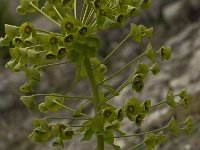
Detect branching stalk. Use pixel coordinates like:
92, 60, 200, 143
46, 116, 92, 120
52, 5, 63, 20
84, 58, 104, 150
100, 53, 146, 84
32, 93, 92, 100
53, 100, 91, 118
29, 2, 61, 27
36, 61, 72, 69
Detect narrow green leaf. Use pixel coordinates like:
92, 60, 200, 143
81, 128, 94, 141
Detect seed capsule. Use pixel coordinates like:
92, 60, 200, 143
127, 105, 135, 113
46, 52, 56, 60
94, 0, 100, 8
103, 109, 112, 118
78, 27, 88, 36
14, 37, 23, 44
58, 47, 67, 56
132, 74, 144, 93
136, 113, 145, 126
50, 37, 58, 45
64, 34, 73, 42
24, 25, 33, 35
65, 22, 74, 31
117, 14, 124, 23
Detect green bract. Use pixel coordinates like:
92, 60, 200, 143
167, 117, 179, 135
156, 131, 165, 144
17, 0, 39, 15
129, 23, 142, 43
184, 116, 193, 135
150, 63, 160, 75
29, 118, 51, 143
135, 63, 149, 77
20, 96, 37, 110
145, 42, 155, 63
181, 95, 191, 109
44, 95, 64, 112
166, 89, 176, 109
144, 132, 157, 149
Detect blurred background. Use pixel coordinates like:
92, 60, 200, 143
1, 0, 200, 150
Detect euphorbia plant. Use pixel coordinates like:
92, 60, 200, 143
0, 0, 192, 149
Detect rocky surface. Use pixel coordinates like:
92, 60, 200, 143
1, 0, 200, 150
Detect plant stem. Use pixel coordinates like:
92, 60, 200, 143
74, 0, 77, 18
151, 101, 166, 109
82, 5, 89, 25
46, 116, 92, 120
128, 141, 145, 150
6, 24, 62, 36
113, 126, 167, 138
29, 2, 61, 27
36, 61, 72, 69
53, 100, 90, 118
84, 58, 104, 150
80, 2, 86, 21
100, 53, 146, 84
52, 5, 63, 20
32, 93, 92, 100
101, 34, 130, 65
100, 71, 136, 105
84, 9, 94, 25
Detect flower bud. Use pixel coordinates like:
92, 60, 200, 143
46, 52, 56, 60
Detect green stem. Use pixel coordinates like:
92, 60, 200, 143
53, 100, 90, 118
74, 0, 77, 18
100, 71, 136, 105
36, 61, 72, 69
89, 18, 96, 27
128, 141, 145, 150
84, 58, 104, 150
51, 124, 89, 128
91, 22, 97, 28
52, 5, 63, 20
84, 9, 94, 25
101, 34, 130, 65
26, 44, 45, 49
82, 5, 89, 25
29, 2, 61, 27
46, 116, 92, 120
114, 126, 167, 138
106, 0, 112, 6
32, 93, 92, 100
100, 53, 146, 84
6, 24, 61, 36
151, 101, 166, 109
80, 2, 86, 21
